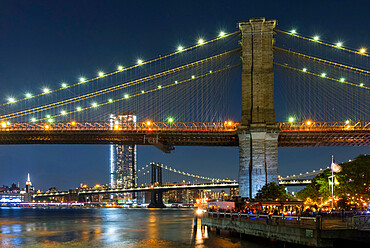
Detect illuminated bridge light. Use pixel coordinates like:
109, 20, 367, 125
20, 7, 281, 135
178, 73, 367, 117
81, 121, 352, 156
98, 72, 104, 77
158, 85, 162, 89
118, 65, 124, 70
302, 68, 307, 72
219, 31, 226, 37
76, 107, 82, 111
168, 118, 174, 123
191, 75, 195, 79
25, 93, 32, 98
47, 118, 53, 123
46, 115, 51, 118
321, 73, 326, 77
336, 42, 343, 47
137, 59, 143, 65
61, 83, 67, 88
31, 118, 37, 122
359, 48, 366, 54
43, 88, 50, 93
288, 117, 295, 123
209, 70, 213, 73
71, 121, 76, 125
108, 99, 113, 102
360, 83, 364, 87
1, 122, 6, 128
174, 81, 178, 84
177, 46, 183, 52
92, 102, 98, 108
306, 120, 312, 125
340, 78, 345, 82
290, 29, 296, 34
198, 38, 204, 45
124, 94, 129, 99
345, 120, 350, 124
79, 77, 85, 82
146, 121, 152, 126
114, 125, 119, 130
141, 90, 145, 93
61, 110, 67, 115
313, 36, 319, 41
8, 97, 15, 103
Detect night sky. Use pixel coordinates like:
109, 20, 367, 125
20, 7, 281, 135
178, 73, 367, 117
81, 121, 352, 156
0, 0, 369, 190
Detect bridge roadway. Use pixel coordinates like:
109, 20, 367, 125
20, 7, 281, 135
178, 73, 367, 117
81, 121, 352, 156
0, 121, 369, 148
35, 179, 311, 198
34, 182, 239, 197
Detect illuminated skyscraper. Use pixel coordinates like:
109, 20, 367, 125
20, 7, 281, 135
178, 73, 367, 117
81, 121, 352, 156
25, 173, 34, 193
109, 112, 137, 199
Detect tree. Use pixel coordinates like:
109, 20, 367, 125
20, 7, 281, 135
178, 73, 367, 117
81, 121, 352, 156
255, 181, 293, 201
297, 154, 370, 209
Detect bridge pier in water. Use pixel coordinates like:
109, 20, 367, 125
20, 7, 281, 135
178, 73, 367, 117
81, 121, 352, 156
238, 18, 279, 198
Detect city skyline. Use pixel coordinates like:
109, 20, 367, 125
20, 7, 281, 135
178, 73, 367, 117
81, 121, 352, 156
0, 1, 369, 190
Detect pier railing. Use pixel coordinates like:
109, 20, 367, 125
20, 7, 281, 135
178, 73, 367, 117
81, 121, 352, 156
205, 212, 368, 230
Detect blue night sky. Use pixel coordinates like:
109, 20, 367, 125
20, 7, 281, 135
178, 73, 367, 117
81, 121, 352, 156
0, 0, 368, 190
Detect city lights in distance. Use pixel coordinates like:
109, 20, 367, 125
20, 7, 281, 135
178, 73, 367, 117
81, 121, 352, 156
340, 78, 345, 82
43, 88, 50, 93
79, 77, 86, 82
313, 36, 319, 41
137, 59, 143, 65
336, 42, 343, 47
198, 38, 204, 45
25, 93, 32, 98
98, 72, 104, 77
219, 31, 226, 37
61, 83, 68, 88
321, 73, 326, 77
8, 97, 15, 103
177, 46, 183, 52
302, 68, 307, 72
92, 102, 98, 107
118, 66, 124, 70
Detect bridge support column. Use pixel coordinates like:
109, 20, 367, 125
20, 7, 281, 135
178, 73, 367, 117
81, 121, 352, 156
238, 18, 279, 198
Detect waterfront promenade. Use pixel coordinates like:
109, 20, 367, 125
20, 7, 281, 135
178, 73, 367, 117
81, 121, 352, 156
201, 212, 370, 247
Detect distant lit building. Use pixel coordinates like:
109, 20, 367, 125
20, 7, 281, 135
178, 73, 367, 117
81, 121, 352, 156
110, 112, 137, 201
25, 173, 34, 193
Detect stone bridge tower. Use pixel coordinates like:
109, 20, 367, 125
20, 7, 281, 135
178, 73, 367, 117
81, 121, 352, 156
238, 18, 279, 198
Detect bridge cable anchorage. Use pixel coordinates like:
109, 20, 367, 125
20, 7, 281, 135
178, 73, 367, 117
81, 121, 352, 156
274, 47, 370, 76
34, 63, 241, 122
273, 62, 370, 90
275, 29, 370, 57
0, 31, 240, 107
0, 49, 241, 121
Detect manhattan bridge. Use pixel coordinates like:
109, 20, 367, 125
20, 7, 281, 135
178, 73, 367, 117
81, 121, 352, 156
0, 18, 368, 200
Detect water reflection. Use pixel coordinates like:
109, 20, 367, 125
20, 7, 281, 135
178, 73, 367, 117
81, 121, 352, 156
0, 208, 266, 247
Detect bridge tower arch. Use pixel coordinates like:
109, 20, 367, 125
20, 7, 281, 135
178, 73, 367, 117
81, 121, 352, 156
238, 18, 279, 198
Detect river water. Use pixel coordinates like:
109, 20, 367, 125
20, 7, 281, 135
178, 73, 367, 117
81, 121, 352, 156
0, 207, 269, 248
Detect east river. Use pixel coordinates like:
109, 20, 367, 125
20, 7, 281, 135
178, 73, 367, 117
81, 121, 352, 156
0, 208, 269, 248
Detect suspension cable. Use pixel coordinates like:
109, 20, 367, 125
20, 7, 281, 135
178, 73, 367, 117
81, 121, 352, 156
0, 31, 240, 107
274, 46, 370, 76
40, 63, 241, 121
275, 29, 370, 57
1, 49, 241, 120
274, 62, 370, 90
